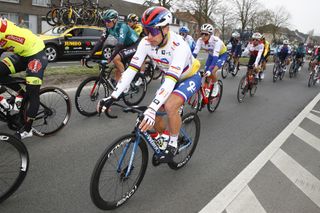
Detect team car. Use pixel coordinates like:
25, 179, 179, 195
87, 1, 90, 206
39, 25, 116, 62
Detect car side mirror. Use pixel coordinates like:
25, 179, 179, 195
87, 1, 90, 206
65, 33, 73, 39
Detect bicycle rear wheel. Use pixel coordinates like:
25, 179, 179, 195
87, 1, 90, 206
75, 76, 109, 117
123, 73, 147, 106
168, 112, 200, 170
0, 133, 29, 204
207, 80, 223, 113
186, 90, 201, 113
152, 66, 162, 80
90, 134, 148, 210
237, 75, 247, 103
31, 87, 71, 136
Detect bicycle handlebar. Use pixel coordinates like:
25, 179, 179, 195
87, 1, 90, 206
84, 59, 108, 69
104, 102, 147, 119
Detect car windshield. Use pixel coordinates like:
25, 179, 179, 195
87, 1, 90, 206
43, 26, 68, 35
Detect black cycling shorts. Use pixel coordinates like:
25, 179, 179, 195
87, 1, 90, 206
118, 39, 140, 66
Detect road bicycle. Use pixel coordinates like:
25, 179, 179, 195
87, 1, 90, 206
221, 53, 239, 78
308, 64, 320, 87
187, 71, 223, 113
289, 57, 302, 78
0, 77, 71, 136
0, 133, 29, 204
272, 58, 286, 82
90, 103, 200, 210
75, 59, 147, 117
237, 65, 258, 103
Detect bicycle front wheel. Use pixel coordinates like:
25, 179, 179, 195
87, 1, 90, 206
237, 75, 247, 103
0, 133, 29, 204
168, 112, 200, 170
90, 134, 149, 210
123, 73, 147, 106
32, 87, 71, 136
221, 62, 229, 79
207, 80, 223, 113
75, 76, 108, 117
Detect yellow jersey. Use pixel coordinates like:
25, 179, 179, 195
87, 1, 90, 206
0, 19, 45, 57
133, 24, 143, 37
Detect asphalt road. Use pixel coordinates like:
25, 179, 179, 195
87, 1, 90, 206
0, 64, 319, 213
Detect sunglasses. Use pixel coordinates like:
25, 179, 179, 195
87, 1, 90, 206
144, 26, 162, 37
104, 19, 114, 24
253, 39, 259, 41
201, 32, 210, 36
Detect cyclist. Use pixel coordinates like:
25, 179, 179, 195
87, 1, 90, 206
0, 18, 48, 139
276, 40, 291, 71
82, 9, 140, 82
179, 26, 195, 52
243, 32, 264, 78
260, 34, 270, 79
127, 13, 144, 37
97, 6, 201, 163
228, 31, 242, 74
193, 23, 227, 96
294, 42, 306, 71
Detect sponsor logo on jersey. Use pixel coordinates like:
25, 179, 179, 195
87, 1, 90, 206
0, 39, 7, 47
64, 41, 81, 46
5, 35, 25, 44
170, 65, 181, 71
153, 58, 169, 65
173, 41, 180, 46
28, 59, 42, 73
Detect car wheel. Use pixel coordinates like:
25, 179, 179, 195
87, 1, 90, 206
45, 45, 58, 62
103, 45, 114, 60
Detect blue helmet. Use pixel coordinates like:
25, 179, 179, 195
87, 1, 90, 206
179, 26, 189, 34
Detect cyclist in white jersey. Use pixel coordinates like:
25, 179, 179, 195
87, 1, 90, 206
193, 23, 228, 96
97, 6, 201, 163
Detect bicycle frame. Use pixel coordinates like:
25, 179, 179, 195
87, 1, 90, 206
117, 116, 193, 178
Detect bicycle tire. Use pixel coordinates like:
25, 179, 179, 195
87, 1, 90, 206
123, 73, 147, 106
207, 80, 223, 113
187, 90, 201, 113
237, 75, 247, 103
46, 9, 58, 26
168, 112, 200, 170
152, 67, 162, 80
0, 133, 29, 204
289, 63, 294, 78
221, 61, 229, 79
231, 64, 239, 76
249, 83, 257, 96
31, 87, 71, 136
90, 134, 148, 210
75, 76, 108, 117
280, 69, 285, 80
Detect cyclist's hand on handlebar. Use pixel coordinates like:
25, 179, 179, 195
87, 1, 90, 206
205, 70, 212, 77
139, 107, 156, 132
81, 55, 91, 66
97, 96, 115, 115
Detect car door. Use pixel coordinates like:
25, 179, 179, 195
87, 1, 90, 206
63, 27, 86, 56
81, 28, 104, 54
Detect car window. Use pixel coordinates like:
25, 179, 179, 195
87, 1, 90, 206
43, 26, 68, 35
69, 28, 84, 37
82, 28, 103, 37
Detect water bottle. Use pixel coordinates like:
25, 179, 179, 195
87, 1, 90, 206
156, 130, 169, 150
205, 88, 210, 97
0, 96, 12, 111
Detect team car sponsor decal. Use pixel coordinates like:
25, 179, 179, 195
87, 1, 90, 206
5, 35, 25, 44
85, 41, 91, 46
28, 59, 42, 73
0, 19, 7, 32
0, 39, 7, 47
64, 41, 81, 46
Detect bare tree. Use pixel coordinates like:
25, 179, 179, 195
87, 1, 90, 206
269, 6, 290, 41
143, 0, 176, 9
215, 5, 234, 41
229, 0, 259, 32
249, 9, 273, 30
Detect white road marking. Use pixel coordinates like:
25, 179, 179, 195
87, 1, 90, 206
199, 93, 320, 213
271, 149, 320, 208
225, 186, 267, 213
307, 112, 320, 125
294, 127, 320, 152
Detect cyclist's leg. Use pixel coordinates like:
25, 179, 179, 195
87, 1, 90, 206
20, 50, 48, 137
113, 54, 125, 82
116, 41, 139, 82
211, 52, 228, 82
0, 55, 25, 92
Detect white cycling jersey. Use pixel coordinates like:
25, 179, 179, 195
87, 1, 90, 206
183, 34, 195, 48
193, 37, 213, 56
244, 42, 264, 66
193, 35, 227, 57
111, 31, 199, 112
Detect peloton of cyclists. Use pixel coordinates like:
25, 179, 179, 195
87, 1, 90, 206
179, 26, 196, 52
97, 6, 202, 163
228, 31, 242, 74
276, 39, 292, 71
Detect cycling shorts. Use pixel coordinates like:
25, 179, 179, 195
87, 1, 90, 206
1, 50, 47, 85
172, 72, 201, 102
231, 44, 242, 57
216, 52, 228, 69
118, 39, 141, 66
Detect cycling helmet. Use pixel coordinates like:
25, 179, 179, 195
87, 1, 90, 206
179, 26, 189, 34
141, 6, 172, 27
252, 32, 262, 39
232, 31, 240, 38
200, 23, 214, 34
102, 9, 118, 21
283, 40, 290, 45
127, 13, 139, 22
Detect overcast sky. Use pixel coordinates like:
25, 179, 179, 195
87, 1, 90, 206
124, 0, 320, 35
